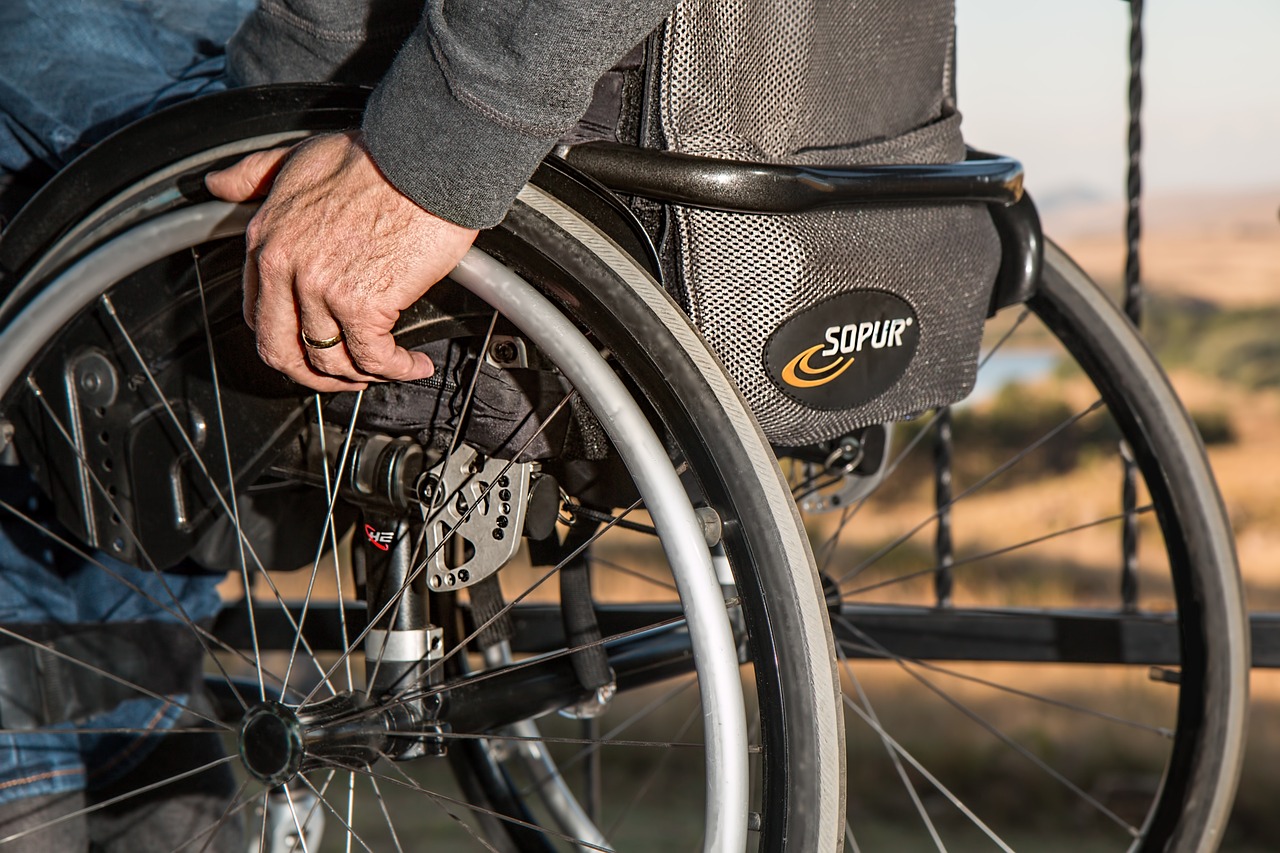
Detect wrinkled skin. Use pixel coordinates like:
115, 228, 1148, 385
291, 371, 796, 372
206, 130, 478, 391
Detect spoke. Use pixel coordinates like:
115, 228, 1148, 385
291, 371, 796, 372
315, 398, 356, 692
370, 759, 502, 853
334, 606, 687, 728
0, 624, 228, 730
192, 248, 265, 701
0, 755, 236, 846
977, 307, 1032, 370
845, 822, 862, 853
283, 392, 364, 693
368, 775, 406, 853
344, 771, 356, 853
835, 399, 1106, 587
0, 496, 290, 700
295, 774, 376, 853
792, 471, 852, 504
329, 755, 613, 853
282, 769, 341, 853
565, 503, 659, 537
840, 617, 1141, 836
100, 294, 340, 697
834, 626, 1171, 738
184, 778, 251, 853
605, 702, 700, 837
839, 649, 945, 851
841, 695, 1016, 853
817, 503, 857, 577
282, 784, 314, 853
586, 553, 679, 593
385, 729, 708, 751
439, 311, 500, 477
839, 503, 1154, 600
517, 678, 698, 799
257, 789, 271, 853
0, 725, 223, 736
21, 382, 255, 711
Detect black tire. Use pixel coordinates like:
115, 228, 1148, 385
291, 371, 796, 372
0, 86, 843, 852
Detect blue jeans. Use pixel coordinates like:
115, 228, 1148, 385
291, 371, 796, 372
0, 0, 254, 182
0, 0, 255, 808
0, 469, 225, 806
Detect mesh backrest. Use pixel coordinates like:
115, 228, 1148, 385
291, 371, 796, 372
658, 0, 1001, 446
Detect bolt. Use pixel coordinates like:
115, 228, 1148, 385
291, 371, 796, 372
498, 476, 510, 487
492, 529, 504, 541
417, 474, 439, 503
491, 340, 519, 364
499, 488, 511, 502
495, 515, 509, 529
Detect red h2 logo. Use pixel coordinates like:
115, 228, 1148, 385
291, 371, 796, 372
365, 524, 394, 551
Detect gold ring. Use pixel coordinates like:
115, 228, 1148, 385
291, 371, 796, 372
301, 329, 344, 349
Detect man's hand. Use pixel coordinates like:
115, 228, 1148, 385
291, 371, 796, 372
205, 131, 479, 392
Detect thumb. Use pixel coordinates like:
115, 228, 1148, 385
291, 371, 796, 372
205, 147, 293, 201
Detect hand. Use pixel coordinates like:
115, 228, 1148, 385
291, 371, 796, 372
205, 131, 479, 392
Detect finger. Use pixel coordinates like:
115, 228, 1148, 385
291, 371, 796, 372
241, 249, 260, 330
341, 322, 434, 382
206, 147, 293, 202
249, 254, 360, 391
296, 300, 382, 384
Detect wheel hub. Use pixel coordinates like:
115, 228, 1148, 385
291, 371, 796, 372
238, 701, 305, 787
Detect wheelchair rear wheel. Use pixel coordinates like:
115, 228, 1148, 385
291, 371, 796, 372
808, 242, 1247, 851
0, 88, 843, 852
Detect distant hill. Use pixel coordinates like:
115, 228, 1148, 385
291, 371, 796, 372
1039, 188, 1280, 308
1038, 187, 1280, 239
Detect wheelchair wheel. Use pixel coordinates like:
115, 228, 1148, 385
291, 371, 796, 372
808, 242, 1247, 850
0, 88, 843, 851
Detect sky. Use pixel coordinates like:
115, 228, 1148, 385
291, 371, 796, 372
954, 0, 1280, 204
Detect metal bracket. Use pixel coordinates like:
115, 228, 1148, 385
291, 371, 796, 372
422, 444, 533, 591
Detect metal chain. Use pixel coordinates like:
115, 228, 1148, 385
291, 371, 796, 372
934, 407, 955, 608
1120, 0, 1145, 612
1124, 0, 1145, 327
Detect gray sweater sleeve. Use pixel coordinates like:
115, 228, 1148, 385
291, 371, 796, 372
228, 0, 674, 230
361, 0, 673, 229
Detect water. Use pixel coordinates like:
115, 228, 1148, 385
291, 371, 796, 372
966, 347, 1061, 404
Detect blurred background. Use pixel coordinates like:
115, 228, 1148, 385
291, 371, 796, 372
956, 1, 1279, 847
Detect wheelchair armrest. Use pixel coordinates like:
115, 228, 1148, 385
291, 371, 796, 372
562, 142, 1024, 213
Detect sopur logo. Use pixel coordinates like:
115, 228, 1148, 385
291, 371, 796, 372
764, 290, 920, 409
781, 316, 916, 389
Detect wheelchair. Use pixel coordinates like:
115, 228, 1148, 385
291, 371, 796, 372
0, 83, 1247, 852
